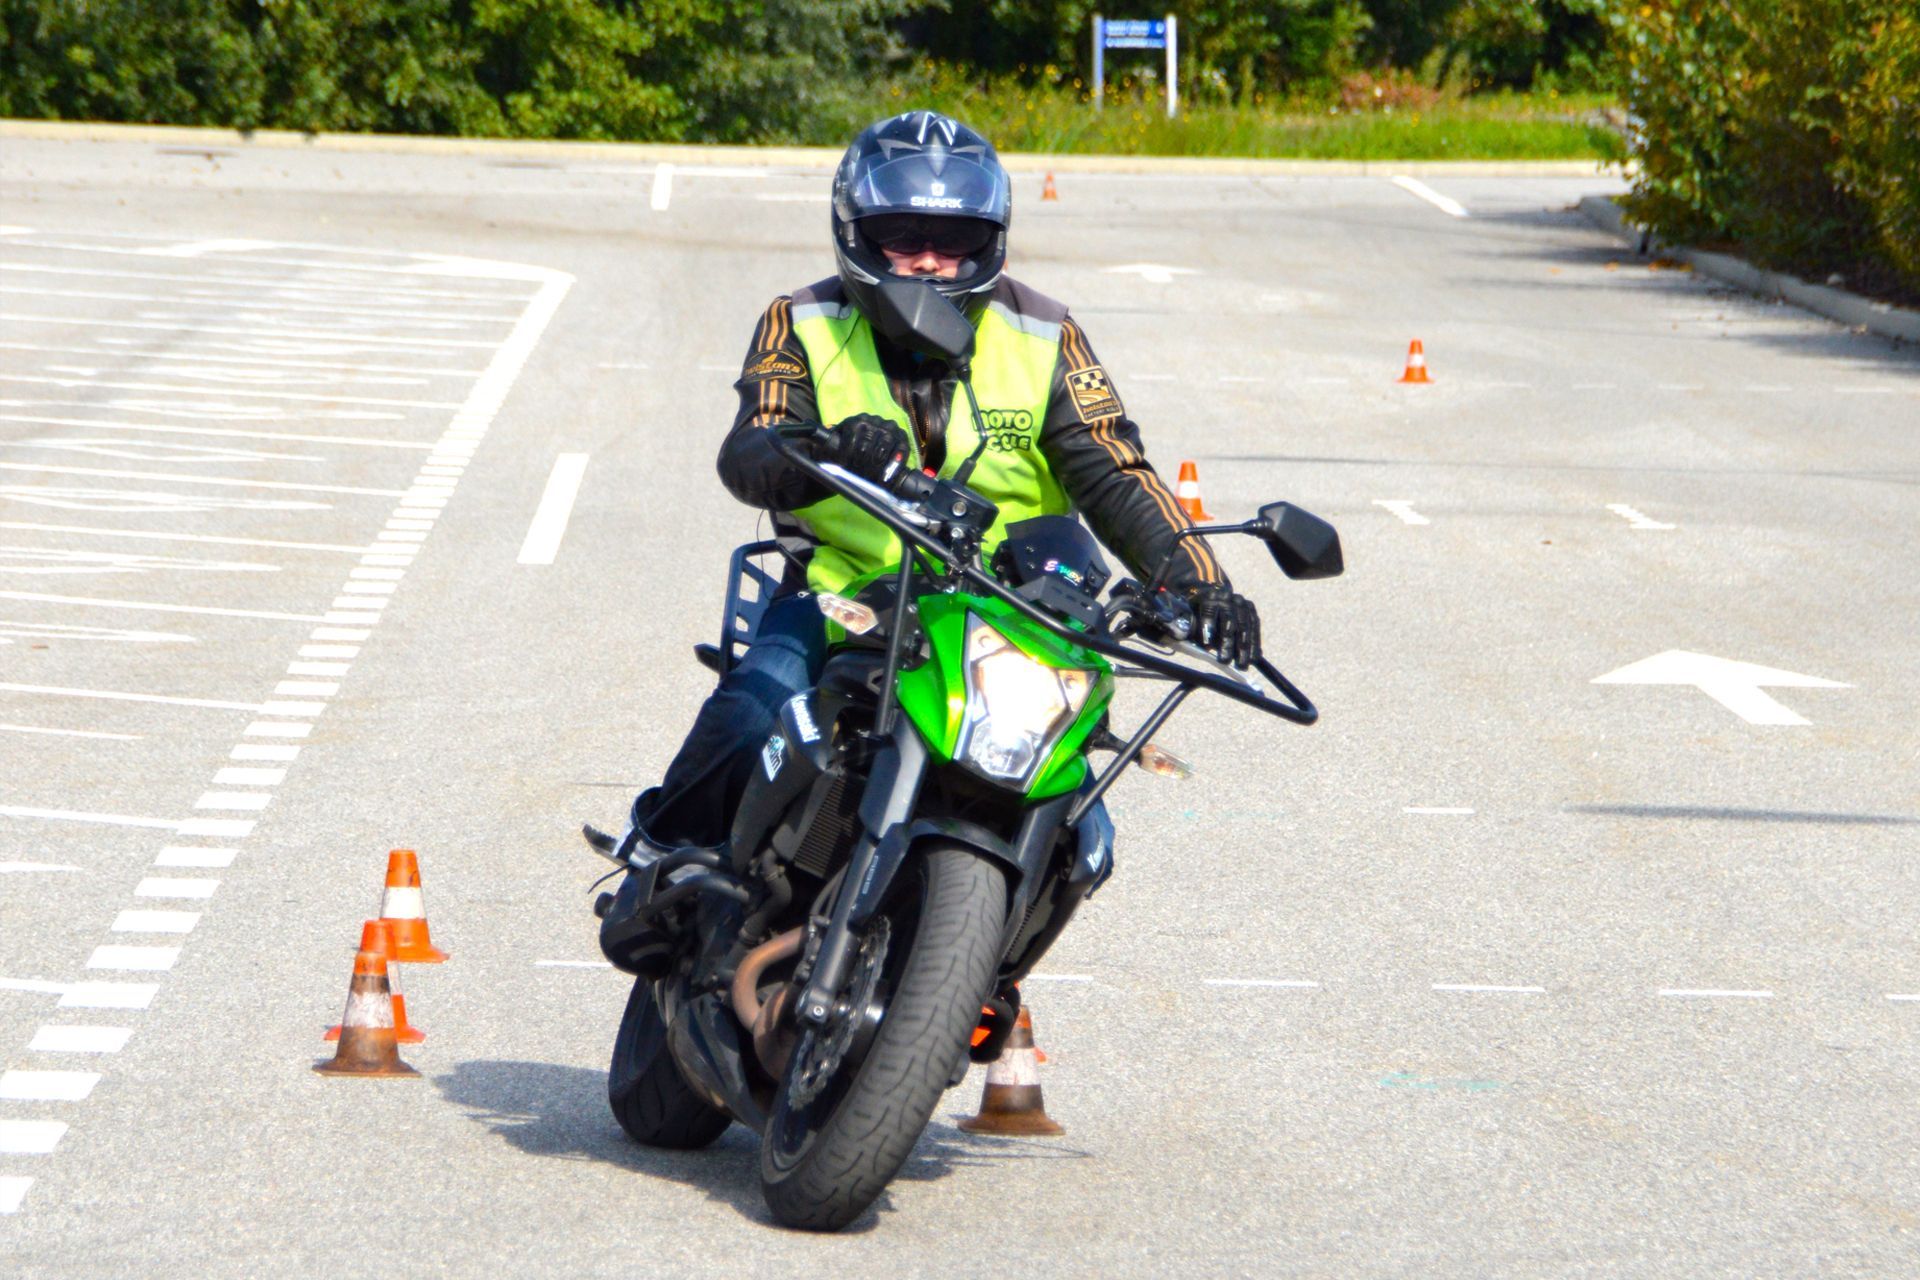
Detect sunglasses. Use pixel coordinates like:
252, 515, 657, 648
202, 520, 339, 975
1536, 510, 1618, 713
861, 214, 997, 257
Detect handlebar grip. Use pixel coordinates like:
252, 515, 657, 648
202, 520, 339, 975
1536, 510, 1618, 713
886, 467, 936, 503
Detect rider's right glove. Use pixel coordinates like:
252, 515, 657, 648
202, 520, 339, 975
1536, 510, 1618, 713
1185, 585, 1262, 670
817, 413, 911, 488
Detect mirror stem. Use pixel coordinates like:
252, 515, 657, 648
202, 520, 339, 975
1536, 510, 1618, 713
1143, 521, 1260, 596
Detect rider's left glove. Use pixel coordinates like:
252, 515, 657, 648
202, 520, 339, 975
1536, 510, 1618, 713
817, 413, 910, 488
1186, 586, 1261, 670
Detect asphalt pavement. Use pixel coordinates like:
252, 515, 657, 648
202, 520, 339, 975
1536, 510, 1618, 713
1, 134, 1916, 1277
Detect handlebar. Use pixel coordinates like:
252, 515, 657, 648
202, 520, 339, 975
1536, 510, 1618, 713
771, 422, 1317, 725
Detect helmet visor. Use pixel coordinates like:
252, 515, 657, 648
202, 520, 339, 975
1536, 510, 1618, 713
859, 214, 998, 257
843, 152, 1010, 225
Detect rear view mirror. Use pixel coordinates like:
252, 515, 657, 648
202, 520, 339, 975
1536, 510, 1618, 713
868, 276, 976, 367
1255, 502, 1343, 580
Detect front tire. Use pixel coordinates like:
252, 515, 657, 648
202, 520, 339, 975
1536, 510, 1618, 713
608, 978, 732, 1150
760, 845, 1007, 1231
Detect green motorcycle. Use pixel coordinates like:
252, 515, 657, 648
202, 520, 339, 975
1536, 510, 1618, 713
587, 278, 1342, 1231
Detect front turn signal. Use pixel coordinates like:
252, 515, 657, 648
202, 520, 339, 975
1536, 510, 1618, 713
1135, 743, 1194, 780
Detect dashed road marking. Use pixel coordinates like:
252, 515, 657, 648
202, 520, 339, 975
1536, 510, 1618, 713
0, 682, 263, 712
0, 1071, 101, 1102
517, 453, 590, 566
110, 910, 199, 934
0, 1120, 66, 1154
1606, 503, 1675, 530
1373, 500, 1429, 526
28, 1027, 131, 1053
650, 163, 674, 212
0, 1176, 30, 1213
0, 723, 141, 741
86, 945, 180, 971
154, 846, 236, 867
1390, 175, 1468, 218
57, 982, 158, 1009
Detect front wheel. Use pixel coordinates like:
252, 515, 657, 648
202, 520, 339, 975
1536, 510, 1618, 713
760, 844, 1008, 1231
608, 977, 732, 1150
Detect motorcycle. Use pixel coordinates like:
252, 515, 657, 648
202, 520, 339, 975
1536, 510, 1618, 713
583, 277, 1343, 1231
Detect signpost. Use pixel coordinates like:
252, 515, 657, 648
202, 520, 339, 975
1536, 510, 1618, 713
1092, 15, 1179, 118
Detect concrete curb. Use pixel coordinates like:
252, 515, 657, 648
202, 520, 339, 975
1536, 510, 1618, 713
0, 117, 1612, 179
1578, 194, 1919, 344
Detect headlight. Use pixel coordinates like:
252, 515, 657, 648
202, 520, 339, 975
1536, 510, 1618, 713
956, 614, 1094, 784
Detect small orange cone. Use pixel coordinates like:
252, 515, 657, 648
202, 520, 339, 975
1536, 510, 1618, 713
1398, 339, 1432, 384
958, 1006, 1064, 1136
314, 948, 419, 1078
1042, 172, 1058, 202
327, 920, 423, 1044
1175, 460, 1215, 522
378, 849, 447, 963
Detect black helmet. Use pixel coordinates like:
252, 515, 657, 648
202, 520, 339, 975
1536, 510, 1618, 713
831, 111, 1012, 321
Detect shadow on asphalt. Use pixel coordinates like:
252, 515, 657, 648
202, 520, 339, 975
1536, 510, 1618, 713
434, 1059, 1091, 1230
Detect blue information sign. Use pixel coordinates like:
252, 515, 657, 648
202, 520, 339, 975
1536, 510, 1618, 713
1103, 18, 1167, 50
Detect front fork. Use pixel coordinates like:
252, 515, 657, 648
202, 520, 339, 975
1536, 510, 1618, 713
793, 727, 928, 1027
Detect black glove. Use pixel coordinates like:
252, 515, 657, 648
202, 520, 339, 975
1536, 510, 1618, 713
1186, 586, 1261, 670
817, 413, 910, 487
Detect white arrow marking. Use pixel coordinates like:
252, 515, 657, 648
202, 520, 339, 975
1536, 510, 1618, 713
1103, 263, 1198, 285
1594, 650, 1848, 726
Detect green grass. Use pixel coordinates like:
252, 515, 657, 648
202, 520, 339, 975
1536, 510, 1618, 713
820, 72, 1622, 161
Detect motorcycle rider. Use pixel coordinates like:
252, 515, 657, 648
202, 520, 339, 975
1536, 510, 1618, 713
627, 110, 1261, 851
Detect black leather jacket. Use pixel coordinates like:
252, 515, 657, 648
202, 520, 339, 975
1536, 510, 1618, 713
717, 275, 1226, 596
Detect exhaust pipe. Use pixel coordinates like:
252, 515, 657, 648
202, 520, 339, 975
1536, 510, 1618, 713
731, 927, 803, 1075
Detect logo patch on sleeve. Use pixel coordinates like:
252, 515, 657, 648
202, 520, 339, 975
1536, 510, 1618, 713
742, 350, 808, 382
1067, 365, 1123, 423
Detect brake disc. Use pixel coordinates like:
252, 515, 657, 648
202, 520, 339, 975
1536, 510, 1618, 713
786, 917, 891, 1110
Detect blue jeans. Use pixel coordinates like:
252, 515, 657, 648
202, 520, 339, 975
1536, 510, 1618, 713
633, 592, 826, 848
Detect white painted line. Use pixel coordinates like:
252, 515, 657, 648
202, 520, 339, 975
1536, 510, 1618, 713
0, 806, 178, 830
339, 582, 397, 596
214, 767, 286, 786
1594, 650, 1846, 727
535, 960, 613, 969
28, 1026, 131, 1054
276, 680, 340, 695
0, 1070, 101, 1101
287, 662, 350, 677
0, 1121, 66, 1155
0, 520, 371, 553
518, 453, 590, 566
1658, 988, 1774, 999
155, 846, 236, 868
360, 554, 414, 567
87, 945, 180, 971
324, 611, 382, 625
1432, 983, 1546, 994
194, 792, 271, 812
1, 862, 84, 873
1373, 500, 1430, 526
1606, 503, 1675, 531
262, 701, 325, 716
1888, 994, 1920, 1002
136, 237, 278, 258
1390, 175, 1468, 218
0, 723, 141, 741
135, 877, 219, 899
0, 368, 460, 408
1021, 974, 1093, 983
1203, 978, 1320, 989
0, 978, 68, 996
0, 682, 261, 713
176, 817, 255, 838
0, 1176, 29, 1214
58, 982, 158, 1009
243, 721, 312, 738
0, 591, 326, 623
111, 910, 199, 934
0, 312, 505, 349
650, 163, 675, 211
0, 413, 437, 452
1405, 807, 1475, 816
0, 460, 406, 498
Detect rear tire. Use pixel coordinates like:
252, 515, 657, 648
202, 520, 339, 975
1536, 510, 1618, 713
760, 845, 1007, 1230
608, 978, 732, 1150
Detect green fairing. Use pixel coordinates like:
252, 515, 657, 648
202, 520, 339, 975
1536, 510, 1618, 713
894, 593, 1114, 801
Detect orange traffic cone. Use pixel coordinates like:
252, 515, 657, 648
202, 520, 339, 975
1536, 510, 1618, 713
958, 1006, 1064, 1136
327, 920, 424, 1044
1398, 339, 1432, 384
1042, 172, 1058, 202
314, 948, 419, 1078
378, 849, 447, 963
1175, 460, 1215, 522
